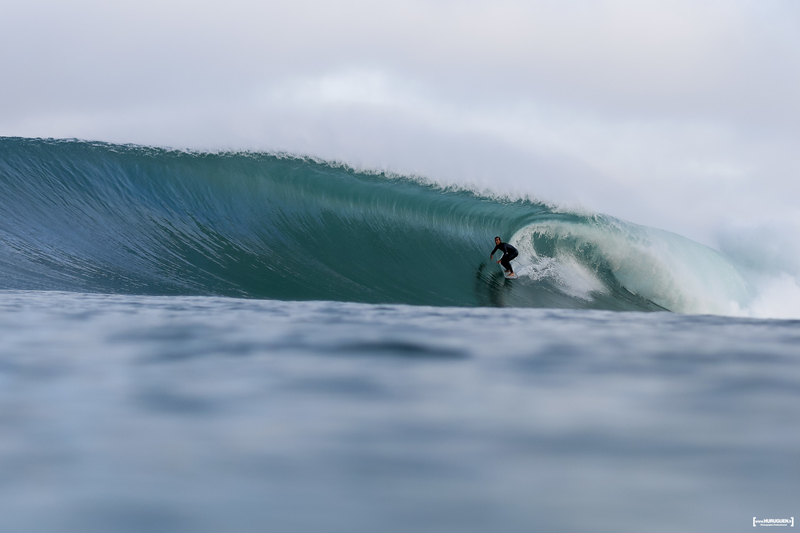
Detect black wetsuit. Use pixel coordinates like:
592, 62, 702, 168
491, 242, 518, 273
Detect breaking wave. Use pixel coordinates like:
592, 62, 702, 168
0, 137, 750, 313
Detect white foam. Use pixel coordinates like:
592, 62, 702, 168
511, 235, 606, 301
510, 217, 750, 315
714, 220, 800, 319
730, 274, 800, 320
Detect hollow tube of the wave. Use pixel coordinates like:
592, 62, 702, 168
0, 137, 748, 313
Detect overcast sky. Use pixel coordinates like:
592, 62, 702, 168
3, 0, 800, 306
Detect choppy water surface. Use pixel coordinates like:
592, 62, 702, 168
1, 290, 797, 533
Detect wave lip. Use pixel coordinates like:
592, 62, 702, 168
511, 217, 749, 315
0, 137, 750, 313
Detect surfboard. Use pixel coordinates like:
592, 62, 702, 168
499, 263, 518, 279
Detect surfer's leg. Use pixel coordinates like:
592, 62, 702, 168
501, 256, 512, 273
506, 251, 518, 273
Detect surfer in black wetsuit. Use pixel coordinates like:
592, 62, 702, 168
490, 236, 518, 275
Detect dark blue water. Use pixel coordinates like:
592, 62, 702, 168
0, 291, 797, 533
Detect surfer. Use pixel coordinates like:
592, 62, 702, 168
490, 236, 518, 276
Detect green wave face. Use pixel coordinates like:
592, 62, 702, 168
0, 138, 748, 312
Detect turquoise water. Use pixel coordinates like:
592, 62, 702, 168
0, 138, 748, 313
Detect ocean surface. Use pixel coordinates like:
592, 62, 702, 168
1, 138, 798, 532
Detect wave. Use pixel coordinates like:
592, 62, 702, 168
0, 137, 750, 313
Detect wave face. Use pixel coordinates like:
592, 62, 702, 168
0, 138, 749, 313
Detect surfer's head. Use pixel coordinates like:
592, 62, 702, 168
495, 236, 501, 244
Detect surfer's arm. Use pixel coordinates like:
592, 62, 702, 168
489, 244, 500, 258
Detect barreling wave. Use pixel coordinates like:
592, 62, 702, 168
0, 137, 749, 313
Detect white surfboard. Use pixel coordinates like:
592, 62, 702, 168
499, 263, 518, 279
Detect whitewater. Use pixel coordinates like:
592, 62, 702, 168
1, 137, 798, 533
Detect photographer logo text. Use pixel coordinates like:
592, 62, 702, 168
754, 517, 794, 527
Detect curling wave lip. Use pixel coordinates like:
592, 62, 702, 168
0, 137, 748, 313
